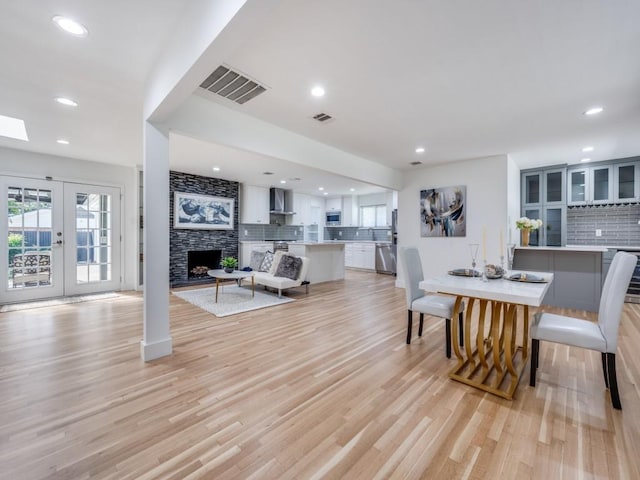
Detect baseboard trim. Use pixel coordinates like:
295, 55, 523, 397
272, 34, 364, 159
140, 337, 173, 361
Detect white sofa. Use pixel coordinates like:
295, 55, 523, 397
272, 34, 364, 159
246, 252, 310, 297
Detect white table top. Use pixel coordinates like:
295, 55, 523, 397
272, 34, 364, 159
419, 271, 554, 307
207, 269, 255, 280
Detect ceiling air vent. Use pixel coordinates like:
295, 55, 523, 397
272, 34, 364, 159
199, 65, 266, 105
312, 112, 333, 122
410, 161, 423, 166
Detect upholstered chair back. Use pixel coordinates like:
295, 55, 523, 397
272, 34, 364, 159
400, 247, 425, 307
598, 251, 637, 352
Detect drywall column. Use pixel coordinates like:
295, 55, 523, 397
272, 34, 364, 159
141, 122, 172, 361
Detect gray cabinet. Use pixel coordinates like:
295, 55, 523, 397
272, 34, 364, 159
614, 161, 640, 202
567, 165, 614, 205
521, 167, 566, 246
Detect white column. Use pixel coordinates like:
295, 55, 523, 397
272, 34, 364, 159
141, 121, 172, 361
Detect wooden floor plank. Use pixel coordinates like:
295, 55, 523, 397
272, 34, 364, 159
1, 270, 640, 479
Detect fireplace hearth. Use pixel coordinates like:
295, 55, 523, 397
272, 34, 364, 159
187, 250, 222, 280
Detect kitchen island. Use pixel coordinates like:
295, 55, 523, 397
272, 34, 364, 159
288, 242, 345, 284
513, 245, 608, 312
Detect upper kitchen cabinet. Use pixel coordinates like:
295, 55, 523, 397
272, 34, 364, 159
614, 160, 640, 202
342, 195, 359, 226
325, 197, 342, 211
521, 166, 566, 246
522, 168, 565, 207
240, 185, 269, 224
567, 165, 613, 206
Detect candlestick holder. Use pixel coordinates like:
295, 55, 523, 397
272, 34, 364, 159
482, 260, 488, 282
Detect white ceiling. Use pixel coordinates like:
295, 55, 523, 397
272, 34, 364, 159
2, 0, 640, 196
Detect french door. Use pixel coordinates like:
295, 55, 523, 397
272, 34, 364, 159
1, 176, 121, 303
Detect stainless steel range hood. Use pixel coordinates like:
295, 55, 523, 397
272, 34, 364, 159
270, 188, 295, 214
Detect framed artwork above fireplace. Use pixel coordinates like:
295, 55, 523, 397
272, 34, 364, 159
174, 192, 234, 230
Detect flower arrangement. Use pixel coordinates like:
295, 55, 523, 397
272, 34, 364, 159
516, 217, 543, 231
220, 256, 238, 272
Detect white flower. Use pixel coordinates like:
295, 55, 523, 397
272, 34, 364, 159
516, 216, 542, 230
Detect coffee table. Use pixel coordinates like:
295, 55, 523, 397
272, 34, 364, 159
207, 269, 255, 303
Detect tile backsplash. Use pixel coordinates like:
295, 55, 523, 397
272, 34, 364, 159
567, 204, 640, 246
239, 224, 304, 241
325, 226, 391, 241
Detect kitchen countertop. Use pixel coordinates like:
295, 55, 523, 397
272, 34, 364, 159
516, 245, 608, 252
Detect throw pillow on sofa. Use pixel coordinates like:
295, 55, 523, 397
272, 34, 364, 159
259, 251, 275, 272
274, 255, 303, 280
250, 250, 266, 270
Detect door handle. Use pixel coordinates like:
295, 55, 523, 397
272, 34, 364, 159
55, 240, 63, 245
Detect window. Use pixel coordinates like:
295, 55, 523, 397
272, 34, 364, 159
360, 204, 386, 227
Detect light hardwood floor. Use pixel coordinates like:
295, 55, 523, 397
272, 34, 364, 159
1, 270, 640, 479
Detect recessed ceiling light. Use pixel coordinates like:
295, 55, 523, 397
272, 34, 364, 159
280, 180, 286, 184
318, 187, 324, 191
311, 86, 325, 97
350, 188, 355, 192
57, 139, 70, 145
52, 16, 88, 37
323, 192, 328, 196
415, 147, 425, 153
212, 166, 220, 171
581, 146, 594, 153
0, 114, 29, 141
584, 106, 603, 116
55, 97, 78, 107
580, 158, 591, 163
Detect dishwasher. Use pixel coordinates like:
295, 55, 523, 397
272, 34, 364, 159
375, 243, 396, 275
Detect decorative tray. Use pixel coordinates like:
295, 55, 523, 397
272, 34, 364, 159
505, 273, 548, 283
448, 268, 481, 277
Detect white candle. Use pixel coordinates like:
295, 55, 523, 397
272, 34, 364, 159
482, 227, 487, 260
500, 229, 504, 257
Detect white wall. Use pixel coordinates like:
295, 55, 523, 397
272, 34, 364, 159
506, 155, 521, 246
397, 155, 509, 286
0, 147, 139, 290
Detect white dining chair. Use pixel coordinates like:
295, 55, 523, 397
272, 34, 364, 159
529, 251, 637, 409
399, 246, 464, 358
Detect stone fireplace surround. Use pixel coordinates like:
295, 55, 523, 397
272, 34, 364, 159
170, 171, 239, 287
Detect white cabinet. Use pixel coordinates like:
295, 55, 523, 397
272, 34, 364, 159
342, 195, 359, 226
344, 242, 375, 270
291, 193, 311, 225
240, 185, 270, 224
325, 197, 342, 211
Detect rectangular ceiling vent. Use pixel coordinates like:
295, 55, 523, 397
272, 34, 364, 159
199, 65, 267, 105
312, 112, 333, 123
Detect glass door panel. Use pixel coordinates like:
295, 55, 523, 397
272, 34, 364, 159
616, 164, 636, 201
569, 170, 587, 204
2, 177, 64, 302
64, 184, 120, 295
545, 207, 563, 247
592, 167, 611, 203
545, 171, 563, 203
523, 173, 541, 205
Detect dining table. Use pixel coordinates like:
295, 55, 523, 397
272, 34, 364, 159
419, 270, 553, 400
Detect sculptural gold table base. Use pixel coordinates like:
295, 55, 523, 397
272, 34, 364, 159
448, 296, 529, 400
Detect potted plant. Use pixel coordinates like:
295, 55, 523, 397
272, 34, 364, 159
220, 256, 238, 273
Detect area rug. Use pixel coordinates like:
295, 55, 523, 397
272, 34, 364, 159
0, 292, 120, 313
172, 285, 294, 317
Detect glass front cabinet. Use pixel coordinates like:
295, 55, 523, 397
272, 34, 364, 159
614, 161, 640, 202
521, 167, 566, 246
567, 165, 614, 206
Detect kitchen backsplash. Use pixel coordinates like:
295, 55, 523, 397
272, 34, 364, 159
325, 226, 392, 241
567, 204, 640, 246
240, 224, 304, 241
